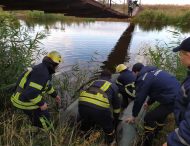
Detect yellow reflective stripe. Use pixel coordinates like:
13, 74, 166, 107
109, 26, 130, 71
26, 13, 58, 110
100, 81, 111, 92
13, 92, 42, 105
30, 95, 42, 104
11, 91, 42, 110
144, 126, 156, 131
11, 95, 39, 110
39, 117, 54, 131
39, 117, 48, 130
125, 83, 135, 97
80, 91, 109, 103
29, 82, 43, 90
79, 96, 110, 108
19, 69, 32, 88
113, 108, 121, 113
13, 92, 36, 106
156, 122, 165, 127
116, 80, 123, 86
44, 82, 49, 91
11, 100, 39, 110
42, 91, 46, 95
47, 87, 55, 94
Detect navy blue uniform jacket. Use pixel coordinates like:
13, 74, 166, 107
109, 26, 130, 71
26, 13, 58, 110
167, 71, 190, 146
132, 66, 180, 117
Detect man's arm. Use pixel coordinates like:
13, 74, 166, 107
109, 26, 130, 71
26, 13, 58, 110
132, 76, 152, 117
167, 101, 190, 146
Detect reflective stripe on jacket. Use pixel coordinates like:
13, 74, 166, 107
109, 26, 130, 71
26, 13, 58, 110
79, 79, 121, 114
11, 62, 57, 110
116, 69, 136, 99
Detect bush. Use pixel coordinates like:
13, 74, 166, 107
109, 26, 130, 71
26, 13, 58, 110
133, 8, 190, 32
0, 12, 45, 88
0, 12, 45, 109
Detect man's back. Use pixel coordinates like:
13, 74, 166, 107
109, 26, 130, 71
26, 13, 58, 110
136, 66, 180, 104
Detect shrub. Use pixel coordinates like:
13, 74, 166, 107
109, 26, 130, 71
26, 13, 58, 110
0, 12, 45, 109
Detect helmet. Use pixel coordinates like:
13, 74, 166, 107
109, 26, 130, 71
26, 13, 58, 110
116, 64, 127, 73
47, 51, 62, 64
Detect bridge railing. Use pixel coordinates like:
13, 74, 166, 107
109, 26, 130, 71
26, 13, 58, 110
95, 0, 129, 14
95, 0, 124, 7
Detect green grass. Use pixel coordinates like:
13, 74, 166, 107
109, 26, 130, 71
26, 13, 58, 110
25, 10, 93, 21
7, 10, 96, 29
139, 34, 186, 82
0, 65, 103, 146
14, 10, 95, 23
133, 5, 190, 31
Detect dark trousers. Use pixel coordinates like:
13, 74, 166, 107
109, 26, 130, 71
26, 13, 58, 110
120, 91, 134, 109
128, 8, 133, 16
121, 91, 129, 109
79, 105, 115, 144
142, 104, 173, 146
23, 108, 52, 131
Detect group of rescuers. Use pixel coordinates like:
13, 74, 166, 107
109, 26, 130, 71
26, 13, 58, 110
11, 37, 190, 146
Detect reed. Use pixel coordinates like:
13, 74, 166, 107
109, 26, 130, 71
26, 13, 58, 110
133, 5, 190, 31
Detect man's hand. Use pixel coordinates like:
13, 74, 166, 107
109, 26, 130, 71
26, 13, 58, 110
40, 103, 48, 111
55, 95, 61, 105
143, 102, 149, 110
125, 116, 136, 124
163, 142, 167, 146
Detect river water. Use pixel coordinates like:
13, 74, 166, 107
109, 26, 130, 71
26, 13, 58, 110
20, 20, 190, 72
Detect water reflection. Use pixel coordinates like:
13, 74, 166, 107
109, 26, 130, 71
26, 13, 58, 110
20, 17, 94, 31
102, 23, 135, 72
136, 22, 190, 32
19, 18, 190, 72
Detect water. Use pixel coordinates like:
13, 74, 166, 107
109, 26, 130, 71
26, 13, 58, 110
20, 20, 190, 72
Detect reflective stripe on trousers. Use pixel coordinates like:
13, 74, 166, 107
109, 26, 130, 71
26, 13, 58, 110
39, 116, 54, 131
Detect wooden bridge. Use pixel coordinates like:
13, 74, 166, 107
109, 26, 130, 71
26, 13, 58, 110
0, 0, 128, 18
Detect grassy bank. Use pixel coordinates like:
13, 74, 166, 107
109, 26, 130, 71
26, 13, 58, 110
0, 69, 102, 146
8, 10, 129, 29
133, 5, 190, 31
0, 110, 103, 146
21, 10, 95, 22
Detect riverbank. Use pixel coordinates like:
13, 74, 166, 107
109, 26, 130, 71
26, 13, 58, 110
133, 5, 190, 31
9, 10, 130, 22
